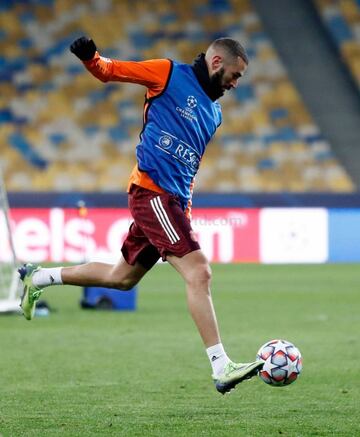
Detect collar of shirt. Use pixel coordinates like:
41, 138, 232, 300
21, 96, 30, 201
191, 53, 223, 102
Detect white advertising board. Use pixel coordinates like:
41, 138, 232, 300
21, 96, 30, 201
260, 208, 328, 263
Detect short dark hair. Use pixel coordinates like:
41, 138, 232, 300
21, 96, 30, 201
210, 37, 248, 65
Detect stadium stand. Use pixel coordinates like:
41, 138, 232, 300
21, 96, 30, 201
0, 0, 355, 192
315, 0, 360, 90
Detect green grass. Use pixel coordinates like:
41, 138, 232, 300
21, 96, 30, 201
1, 264, 359, 436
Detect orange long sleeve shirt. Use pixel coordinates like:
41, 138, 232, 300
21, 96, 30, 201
83, 52, 171, 193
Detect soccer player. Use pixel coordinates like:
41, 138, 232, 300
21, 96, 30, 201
19, 36, 264, 394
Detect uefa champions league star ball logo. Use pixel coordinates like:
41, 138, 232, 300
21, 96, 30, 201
187, 95, 197, 109
159, 135, 173, 149
176, 97, 198, 121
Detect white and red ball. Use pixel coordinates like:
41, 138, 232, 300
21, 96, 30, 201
256, 339, 302, 386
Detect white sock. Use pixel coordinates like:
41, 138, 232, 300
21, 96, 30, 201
32, 267, 63, 288
206, 343, 231, 377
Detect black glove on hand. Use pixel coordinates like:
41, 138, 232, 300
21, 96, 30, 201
70, 36, 97, 61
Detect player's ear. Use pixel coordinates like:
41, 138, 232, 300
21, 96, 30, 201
211, 54, 223, 71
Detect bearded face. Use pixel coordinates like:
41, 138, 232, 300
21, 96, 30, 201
209, 67, 226, 98
209, 55, 247, 98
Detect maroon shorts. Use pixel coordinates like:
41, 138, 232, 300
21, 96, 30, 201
121, 185, 200, 269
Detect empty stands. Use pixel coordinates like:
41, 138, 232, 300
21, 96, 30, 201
0, 0, 355, 192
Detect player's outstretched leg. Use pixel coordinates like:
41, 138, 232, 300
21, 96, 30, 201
18, 256, 150, 320
213, 360, 264, 394
18, 263, 44, 320
167, 250, 264, 394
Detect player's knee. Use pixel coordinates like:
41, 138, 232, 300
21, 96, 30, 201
107, 263, 143, 290
119, 278, 138, 290
187, 263, 212, 287
108, 270, 139, 290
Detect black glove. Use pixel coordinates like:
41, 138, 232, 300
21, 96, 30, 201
70, 36, 97, 61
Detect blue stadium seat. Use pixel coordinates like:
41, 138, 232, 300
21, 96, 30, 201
8, 132, 48, 169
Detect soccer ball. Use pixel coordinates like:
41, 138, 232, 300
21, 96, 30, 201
256, 339, 302, 386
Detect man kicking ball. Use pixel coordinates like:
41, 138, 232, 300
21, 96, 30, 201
19, 36, 264, 394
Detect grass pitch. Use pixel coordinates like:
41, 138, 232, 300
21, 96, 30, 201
0, 264, 359, 436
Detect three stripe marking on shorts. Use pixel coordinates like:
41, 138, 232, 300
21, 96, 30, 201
150, 197, 180, 244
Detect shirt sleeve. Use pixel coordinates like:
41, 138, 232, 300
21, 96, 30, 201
83, 52, 171, 95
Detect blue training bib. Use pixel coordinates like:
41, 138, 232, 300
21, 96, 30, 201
135, 61, 222, 209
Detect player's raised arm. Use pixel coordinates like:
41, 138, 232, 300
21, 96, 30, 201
70, 36, 170, 93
